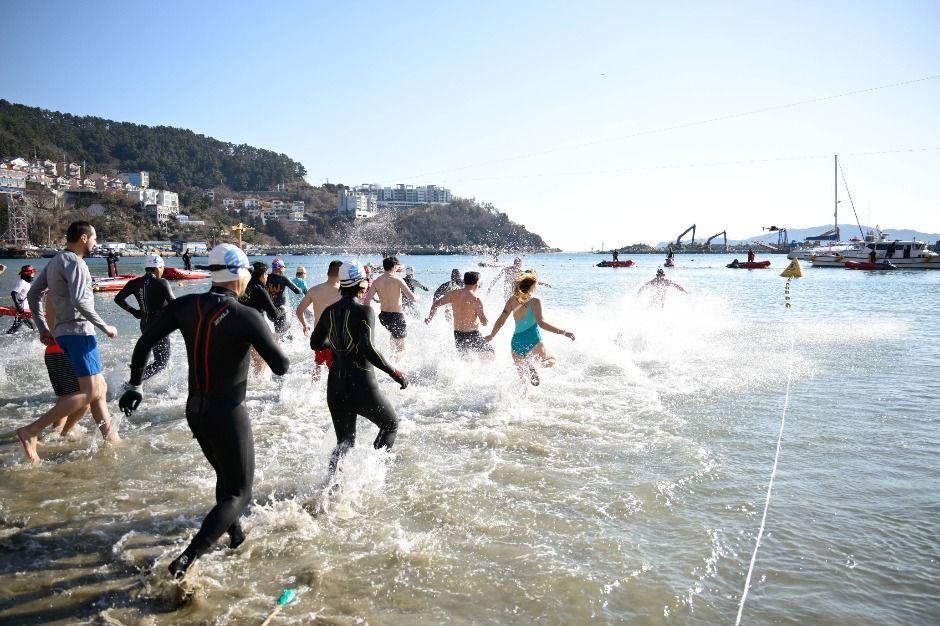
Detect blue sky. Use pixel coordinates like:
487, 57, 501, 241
7, 1, 939, 250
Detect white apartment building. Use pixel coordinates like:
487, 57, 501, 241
0, 167, 28, 192
337, 188, 377, 219
244, 198, 262, 210
128, 188, 180, 223
354, 183, 451, 207
288, 210, 306, 223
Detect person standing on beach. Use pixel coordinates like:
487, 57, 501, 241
118, 243, 289, 578
426, 271, 494, 359
363, 256, 417, 360
114, 254, 176, 381
6, 264, 37, 334
309, 260, 407, 476
264, 258, 302, 337
17, 221, 119, 462
295, 260, 342, 378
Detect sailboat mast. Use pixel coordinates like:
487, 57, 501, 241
834, 154, 840, 240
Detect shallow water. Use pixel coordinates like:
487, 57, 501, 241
0, 253, 937, 624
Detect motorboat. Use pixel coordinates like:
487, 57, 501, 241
811, 228, 940, 269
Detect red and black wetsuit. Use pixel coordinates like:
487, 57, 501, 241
115, 272, 176, 380
310, 294, 400, 473
127, 285, 289, 569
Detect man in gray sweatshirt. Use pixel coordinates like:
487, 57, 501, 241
16, 221, 120, 462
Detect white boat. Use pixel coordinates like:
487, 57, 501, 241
810, 227, 940, 269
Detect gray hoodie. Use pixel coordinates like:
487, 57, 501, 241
27, 250, 109, 337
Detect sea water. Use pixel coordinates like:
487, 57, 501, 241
0, 253, 937, 625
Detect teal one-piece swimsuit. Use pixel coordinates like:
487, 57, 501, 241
510, 301, 542, 356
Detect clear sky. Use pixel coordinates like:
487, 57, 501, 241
6, 1, 939, 250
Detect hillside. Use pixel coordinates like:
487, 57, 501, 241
0, 99, 305, 190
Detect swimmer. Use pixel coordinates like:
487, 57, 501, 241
426, 271, 494, 359
295, 260, 342, 379
309, 260, 407, 476
114, 254, 175, 380
264, 258, 302, 337
119, 243, 289, 578
638, 268, 688, 306
363, 256, 417, 361
292, 265, 309, 292
402, 266, 428, 318
490, 257, 552, 300
486, 269, 574, 386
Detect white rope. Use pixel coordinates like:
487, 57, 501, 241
735, 294, 796, 625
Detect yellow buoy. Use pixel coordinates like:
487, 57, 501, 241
780, 257, 802, 278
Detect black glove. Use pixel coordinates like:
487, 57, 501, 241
391, 370, 408, 390
119, 386, 143, 416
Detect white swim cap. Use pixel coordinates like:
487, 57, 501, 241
338, 260, 366, 288
146, 254, 165, 269
207, 244, 250, 283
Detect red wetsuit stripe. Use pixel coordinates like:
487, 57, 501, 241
201, 305, 229, 392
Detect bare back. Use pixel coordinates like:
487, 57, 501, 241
307, 281, 341, 325
368, 272, 415, 313
445, 287, 487, 332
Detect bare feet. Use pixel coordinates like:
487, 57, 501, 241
16, 428, 39, 463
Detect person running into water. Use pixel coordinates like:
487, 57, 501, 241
310, 260, 407, 477
432, 269, 463, 323
491, 257, 552, 299
13, 294, 92, 446
114, 254, 176, 381
18, 221, 119, 462
239, 262, 280, 373
7, 264, 37, 334
638, 268, 688, 306
426, 271, 494, 359
119, 243, 289, 579
364, 256, 417, 360
295, 260, 342, 379
486, 269, 574, 386
292, 265, 309, 292
264, 258, 302, 337
402, 266, 428, 318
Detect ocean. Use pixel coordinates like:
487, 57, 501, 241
0, 252, 937, 624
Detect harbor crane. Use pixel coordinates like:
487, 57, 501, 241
675, 224, 696, 249
705, 230, 727, 251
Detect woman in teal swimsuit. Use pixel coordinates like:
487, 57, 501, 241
485, 269, 575, 385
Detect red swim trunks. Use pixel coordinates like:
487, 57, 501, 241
314, 348, 333, 368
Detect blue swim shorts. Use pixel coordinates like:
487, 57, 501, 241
55, 334, 103, 378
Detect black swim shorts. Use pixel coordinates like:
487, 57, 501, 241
454, 330, 494, 355
378, 311, 407, 339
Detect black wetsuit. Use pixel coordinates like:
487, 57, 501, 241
265, 273, 302, 334
403, 276, 428, 317
182, 251, 192, 270
310, 295, 400, 472
241, 277, 279, 322
127, 286, 289, 569
115, 272, 176, 380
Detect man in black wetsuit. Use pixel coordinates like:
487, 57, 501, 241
310, 260, 408, 475
265, 257, 302, 336
241, 261, 279, 321
114, 254, 175, 380
119, 243, 289, 578
182, 249, 192, 270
